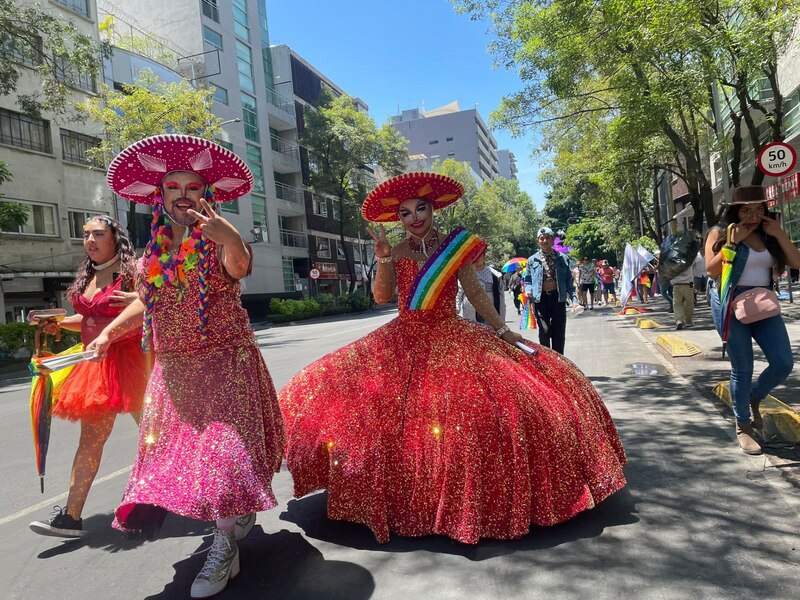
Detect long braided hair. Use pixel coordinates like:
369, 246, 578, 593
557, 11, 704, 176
140, 188, 216, 350
67, 216, 137, 301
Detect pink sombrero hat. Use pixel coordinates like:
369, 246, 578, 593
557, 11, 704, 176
361, 172, 464, 222
107, 134, 254, 204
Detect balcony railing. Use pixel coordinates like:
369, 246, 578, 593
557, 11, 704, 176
279, 228, 308, 248
270, 134, 300, 169
275, 182, 304, 204
266, 86, 296, 119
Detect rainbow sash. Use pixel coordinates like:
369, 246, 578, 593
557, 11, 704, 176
406, 227, 487, 311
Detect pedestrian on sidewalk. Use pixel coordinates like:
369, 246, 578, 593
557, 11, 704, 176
706, 185, 800, 455
29, 216, 148, 539
457, 245, 506, 324
598, 260, 617, 305
670, 256, 697, 330
509, 269, 523, 315
578, 256, 597, 310
278, 173, 626, 544
525, 227, 577, 353
90, 135, 285, 598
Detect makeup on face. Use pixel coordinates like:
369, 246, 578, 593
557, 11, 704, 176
83, 222, 116, 263
398, 198, 433, 236
161, 171, 207, 227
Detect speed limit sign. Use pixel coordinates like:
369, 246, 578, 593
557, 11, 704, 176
758, 142, 797, 177
309, 268, 320, 280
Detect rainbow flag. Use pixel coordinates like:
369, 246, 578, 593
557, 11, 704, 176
406, 227, 486, 310
519, 294, 536, 329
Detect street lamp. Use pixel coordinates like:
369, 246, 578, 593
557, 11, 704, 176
220, 118, 241, 126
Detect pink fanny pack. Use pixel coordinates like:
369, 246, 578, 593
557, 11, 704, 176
732, 287, 781, 324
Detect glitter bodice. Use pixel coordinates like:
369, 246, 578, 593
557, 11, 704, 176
139, 244, 254, 354
396, 257, 458, 320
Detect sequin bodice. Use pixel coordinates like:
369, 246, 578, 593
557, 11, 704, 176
396, 257, 458, 320
140, 245, 254, 354
72, 277, 134, 345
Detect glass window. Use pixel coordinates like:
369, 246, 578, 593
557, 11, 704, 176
201, 0, 219, 22
429, 139, 438, 145
332, 199, 341, 220
54, 56, 95, 93
236, 42, 254, 93
241, 92, 259, 143
316, 237, 331, 258
245, 144, 264, 193
337, 240, 346, 260
312, 195, 328, 217
212, 85, 228, 105
54, 0, 89, 17
203, 26, 223, 50
446, 137, 453, 141
3, 35, 41, 67
0, 200, 57, 235
60, 129, 101, 166
282, 257, 295, 292
251, 194, 268, 242
0, 108, 51, 153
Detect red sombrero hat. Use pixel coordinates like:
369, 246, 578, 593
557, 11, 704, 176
361, 172, 464, 222
107, 134, 254, 204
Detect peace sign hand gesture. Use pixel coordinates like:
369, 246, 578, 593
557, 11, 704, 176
367, 225, 392, 259
188, 199, 242, 246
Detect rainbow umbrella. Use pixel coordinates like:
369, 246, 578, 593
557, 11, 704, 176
518, 293, 537, 330
719, 224, 738, 342
502, 257, 527, 273
27, 328, 82, 493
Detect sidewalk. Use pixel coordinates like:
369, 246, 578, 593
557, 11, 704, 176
615, 292, 800, 486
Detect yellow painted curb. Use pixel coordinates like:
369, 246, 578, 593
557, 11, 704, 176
713, 381, 800, 443
656, 333, 702, 357
635, 317, 661, 329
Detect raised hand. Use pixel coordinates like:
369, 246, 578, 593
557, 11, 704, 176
367, 224, 392, 258
760, 215, 785, 238
188, 199, 242, 246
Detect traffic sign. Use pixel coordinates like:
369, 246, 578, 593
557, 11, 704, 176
758, 142, 797, 177
309, 268, 320, 280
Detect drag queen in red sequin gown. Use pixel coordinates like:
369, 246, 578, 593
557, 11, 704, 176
279, 173, 626, 544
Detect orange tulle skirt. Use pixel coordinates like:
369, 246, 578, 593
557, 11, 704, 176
53, 338, 149, 422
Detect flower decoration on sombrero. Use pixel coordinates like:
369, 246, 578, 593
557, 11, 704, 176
107, 134, 254, 204
362, 172, 465, 222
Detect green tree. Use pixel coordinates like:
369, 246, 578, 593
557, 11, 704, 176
301, 88, 408, 292
0, 161, 28, 233
78, 70, 222, 243
0, 0, 100, 118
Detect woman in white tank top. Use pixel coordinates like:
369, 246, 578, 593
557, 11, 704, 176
705, 186, 800, 455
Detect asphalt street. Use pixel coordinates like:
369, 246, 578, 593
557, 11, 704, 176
1, 297, 798, 599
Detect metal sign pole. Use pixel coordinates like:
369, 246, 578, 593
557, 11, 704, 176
777, 180, 794, 303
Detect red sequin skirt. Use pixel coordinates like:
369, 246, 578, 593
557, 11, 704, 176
279, 313, 627, 544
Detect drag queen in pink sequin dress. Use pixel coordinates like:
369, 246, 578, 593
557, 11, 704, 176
93, 135, 284, 599
279, 173, 626, 544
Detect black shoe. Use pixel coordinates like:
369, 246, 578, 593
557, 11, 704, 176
676, 323, 684, 331
30, 506, 85, 538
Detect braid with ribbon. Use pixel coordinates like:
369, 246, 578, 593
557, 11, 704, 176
140, 198, 164, 351
196, 188, 216, 341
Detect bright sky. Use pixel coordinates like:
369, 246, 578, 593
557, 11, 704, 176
266, 0, 549, 207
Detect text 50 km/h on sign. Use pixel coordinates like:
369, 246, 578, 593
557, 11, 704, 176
758, 141, 797, 177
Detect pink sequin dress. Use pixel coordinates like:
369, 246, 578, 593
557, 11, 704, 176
54, 277, 148, 421
114, 247, 285, 531
279, 255, 627, 544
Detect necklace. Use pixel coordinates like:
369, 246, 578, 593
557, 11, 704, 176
407, 229, 439, 257
92, 255, 119, 271
145, 225, 203, 289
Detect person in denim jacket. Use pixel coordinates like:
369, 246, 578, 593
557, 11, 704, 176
524, 227, 577, 354
706, 185, 800, 455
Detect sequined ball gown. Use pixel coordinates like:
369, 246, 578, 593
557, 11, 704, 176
114, 246, 285, 532
279, 240, 626, 544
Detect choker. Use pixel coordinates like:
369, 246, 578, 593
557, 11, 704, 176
92, 255, 120, 271
408, 230, 439, 256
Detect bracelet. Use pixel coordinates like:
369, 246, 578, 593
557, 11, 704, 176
496, 325, 510, 337
377, 256, 393, 264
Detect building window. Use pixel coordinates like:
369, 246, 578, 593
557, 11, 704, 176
282, 257, 295, 292
232, 0, 250, 43
446, 137, 453, 141
331, 199, 341, 220
211, 85, 228, 106
447, 152, 455, 157
0, 108, 51, 153
245, 144, 264, 193
312, 194, 328, 217
336, 240, 346, 260
201, 0, 219, 22
241, 92, 259, 143
215, 139, 238, 212
429, 139, 438, 145
54, 0, 89, 17
251, 193, 268, 241
54, 56, 95, 93
236, 40, 254, 94
60, 129, 101, 166
203, 26, 223, 51
3, 35, 42, 68
68, 209, 109, 239
0, 199, 57, 236
316, 237, 331, 258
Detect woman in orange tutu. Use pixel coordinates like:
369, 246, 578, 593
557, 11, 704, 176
29, 216, 148, 538
279, 173, 626, 544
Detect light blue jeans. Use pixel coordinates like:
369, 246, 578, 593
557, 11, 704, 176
726, 288, 794, 424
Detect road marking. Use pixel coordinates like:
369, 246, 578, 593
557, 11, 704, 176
322, 322, 387, 337
0, 465, 132, 527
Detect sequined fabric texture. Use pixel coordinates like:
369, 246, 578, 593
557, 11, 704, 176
114, 246, 285, 530
279, 257, 626, 544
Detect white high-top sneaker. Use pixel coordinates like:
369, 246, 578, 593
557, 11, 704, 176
190, 528, 239, 599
